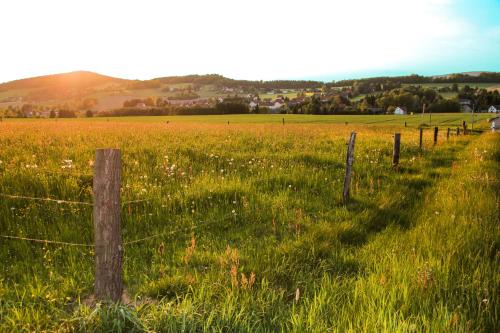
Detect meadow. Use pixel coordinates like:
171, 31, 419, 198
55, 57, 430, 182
0, 114, 498, 332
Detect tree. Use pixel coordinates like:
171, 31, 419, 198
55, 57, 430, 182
58, 109, 76, 118
86, 110, 94, 117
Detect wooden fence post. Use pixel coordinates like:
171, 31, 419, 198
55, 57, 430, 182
447, 128, 450, 140
462, 121, 467, 135
392, 133, 401, 169
456, 127, 460, 136
404, 121, 407, 127
419, 128, 423, 150
282, 117, 285, 125
343, 132, 356, 203
433, 127, 438, 145
93, 149, 123, 302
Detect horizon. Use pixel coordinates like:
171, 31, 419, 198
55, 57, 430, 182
2, 69, 499, 86
0, 0, 499, 83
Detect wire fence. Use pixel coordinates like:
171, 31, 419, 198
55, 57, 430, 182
0, 193, 92, 206
0, 190, 185, 247
0, 218, 222, 248
0, 187, 231, 248
0, 193, 153, 206
0, 234, 94, 247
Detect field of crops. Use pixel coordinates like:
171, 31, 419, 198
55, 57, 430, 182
0, 114, 498, 332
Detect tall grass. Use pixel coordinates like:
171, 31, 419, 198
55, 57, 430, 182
0, 118, 497, 331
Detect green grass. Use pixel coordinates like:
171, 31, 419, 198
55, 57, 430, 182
0, 117, 498, 331
91, 113, 490, 128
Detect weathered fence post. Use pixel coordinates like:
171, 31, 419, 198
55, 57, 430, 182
282, 117, 285, 125
462, 121, 467, 135
343, 132, 356, 203
404, 121, 407, 127
419, 128, 423, 150
392, 133, 401, 169
456, 127, 460, 136
93, 149, 123, 302
447, 128, 450, 140
433, 127, 438, 145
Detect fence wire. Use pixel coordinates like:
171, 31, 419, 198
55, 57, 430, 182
0, 193, 92, 206
1, 193, 155, 206
0, 234, 93, 247
1, 214, 233, 248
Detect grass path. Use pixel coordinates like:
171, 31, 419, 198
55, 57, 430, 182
298, 132, 499, 332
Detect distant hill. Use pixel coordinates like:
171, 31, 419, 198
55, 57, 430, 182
431, 71, 494, 79
0, 71, 130, 103
0, 70, 499, 111
0, 71, 128, 91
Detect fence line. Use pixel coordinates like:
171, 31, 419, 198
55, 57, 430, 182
1, 129, 474, 301
0, 234, 94, 247
0, 193, 93, 206
0, 193, 156, 206
2, 168, 93, 177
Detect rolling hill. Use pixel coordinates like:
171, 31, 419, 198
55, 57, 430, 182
1, 71, 499, 112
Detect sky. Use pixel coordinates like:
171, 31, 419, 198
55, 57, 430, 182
0, 0, 499, 83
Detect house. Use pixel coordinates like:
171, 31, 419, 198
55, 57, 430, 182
268, 100, 285, 113
249, 101, 259, 111
488, 105, 500, 113
394, 106, 407, 115
489, 117, 500, 132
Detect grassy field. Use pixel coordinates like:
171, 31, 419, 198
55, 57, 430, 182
10, 113, 492, 126
0, 115, 498, 331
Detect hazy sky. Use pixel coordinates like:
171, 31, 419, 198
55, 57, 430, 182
0, 0, 499, 83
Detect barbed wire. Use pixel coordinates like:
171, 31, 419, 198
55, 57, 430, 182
0, 193, 92, 206
0, 213, 234, 248
1, 193, 156, 206
0, 234, 93, 247
1, 168, 92, 178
